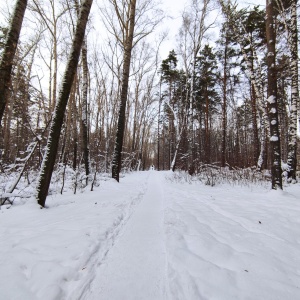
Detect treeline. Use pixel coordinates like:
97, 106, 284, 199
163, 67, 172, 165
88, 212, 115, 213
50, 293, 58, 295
157, 0, 299, 190
0, 0, 298, 206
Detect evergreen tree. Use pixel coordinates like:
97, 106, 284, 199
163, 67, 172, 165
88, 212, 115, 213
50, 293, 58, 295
194, 45, 220, 164
216, 20, 239, 167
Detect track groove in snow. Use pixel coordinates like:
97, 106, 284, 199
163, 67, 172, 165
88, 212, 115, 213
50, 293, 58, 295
81, 171, 167, 300
67, 173, 150, 300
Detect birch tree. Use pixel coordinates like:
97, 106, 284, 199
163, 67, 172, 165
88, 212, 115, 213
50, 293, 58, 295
219, 0, 269, 170
178, 0, 213, 172
286, 0, 298, 181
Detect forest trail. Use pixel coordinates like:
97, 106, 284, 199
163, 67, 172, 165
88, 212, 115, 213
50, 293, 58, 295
82, 171, 167, 300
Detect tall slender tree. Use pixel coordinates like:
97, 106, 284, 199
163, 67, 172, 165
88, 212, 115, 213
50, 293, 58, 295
111, 0, 137, 182
266, 0, 282, 189
36, 0, 93, 207
286, 0, 298, 181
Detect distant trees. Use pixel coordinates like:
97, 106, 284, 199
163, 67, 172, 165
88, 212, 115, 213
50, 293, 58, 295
156, 0, 298, 188
0, 0, 299, 204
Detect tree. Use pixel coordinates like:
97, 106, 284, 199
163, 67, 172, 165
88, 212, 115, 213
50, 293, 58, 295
111, 0, 137, 182
0, 0, 28, 126
216, 20, 239, 167
286, 0, 298, 181
73, 0, 90, 184
178, 0, 214, 173
219, 0, 269, 170
108, 0, 162, 181
31, 0, 69, 112
266, 0, 282, 189
36, 0, 93, 207
194, 45, 220, 164
241, 6, 266, 166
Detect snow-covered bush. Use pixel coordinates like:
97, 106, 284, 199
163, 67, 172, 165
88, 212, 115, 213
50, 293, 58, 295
166, 166, 271, 188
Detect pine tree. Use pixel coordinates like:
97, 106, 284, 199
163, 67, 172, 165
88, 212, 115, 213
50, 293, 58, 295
216, 20, 239, 167
194, 45, 220, 164
266, 0, 283, 189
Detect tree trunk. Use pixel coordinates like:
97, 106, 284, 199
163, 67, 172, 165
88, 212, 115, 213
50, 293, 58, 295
111, 0, 137, 182
81, 39, 90, 184
205, 86, 210, 164
221, 33, 228, 167
266, 0, 282, 189
36, 0, 93, 207
0, 0, 27, 126
250, 51, 260, 166
287, 0, 298, 181
157, 79, 162, 170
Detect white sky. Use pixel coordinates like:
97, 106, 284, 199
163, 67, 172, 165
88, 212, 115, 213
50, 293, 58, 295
158, 0, 264, 59
0, 0, 265, 89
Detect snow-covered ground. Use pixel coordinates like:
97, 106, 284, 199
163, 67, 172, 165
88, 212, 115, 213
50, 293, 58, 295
1, 171, 300, 299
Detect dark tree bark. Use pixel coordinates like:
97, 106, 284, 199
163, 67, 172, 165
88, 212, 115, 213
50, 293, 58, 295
266, 0, 282, 189
36, 0, 93, 207
250, 81, 260, 166
73, 0, 90, 183
111, 0, 137, 182
221, 33, 228, 168
0, 0, 27, 126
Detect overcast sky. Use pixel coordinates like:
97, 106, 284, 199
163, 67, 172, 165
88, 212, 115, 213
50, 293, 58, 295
158, 0, 264, 58
0, 0, 265, 64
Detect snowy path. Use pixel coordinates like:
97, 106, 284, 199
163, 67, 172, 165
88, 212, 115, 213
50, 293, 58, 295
1, 171, 300, 300
81, 171, 167, 300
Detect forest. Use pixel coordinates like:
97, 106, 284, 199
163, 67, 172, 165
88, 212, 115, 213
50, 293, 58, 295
0, 0, 299, 206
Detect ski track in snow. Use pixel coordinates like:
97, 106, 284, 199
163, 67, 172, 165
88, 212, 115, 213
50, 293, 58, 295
80, 171, 167, 300
1, 171, 300, 299
66, 172, 152, 300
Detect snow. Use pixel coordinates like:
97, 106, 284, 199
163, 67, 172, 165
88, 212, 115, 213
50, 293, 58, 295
1, 171, 300, 299
267, 95, 275, 104
270, 135, 279, 141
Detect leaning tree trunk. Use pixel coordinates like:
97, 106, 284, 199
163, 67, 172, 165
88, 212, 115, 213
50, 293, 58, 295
266, 0, 282, 189
111, 0, 137, 182
287, 0, 298, 182
0, 0, 27, 126
36, 0, 93, 207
